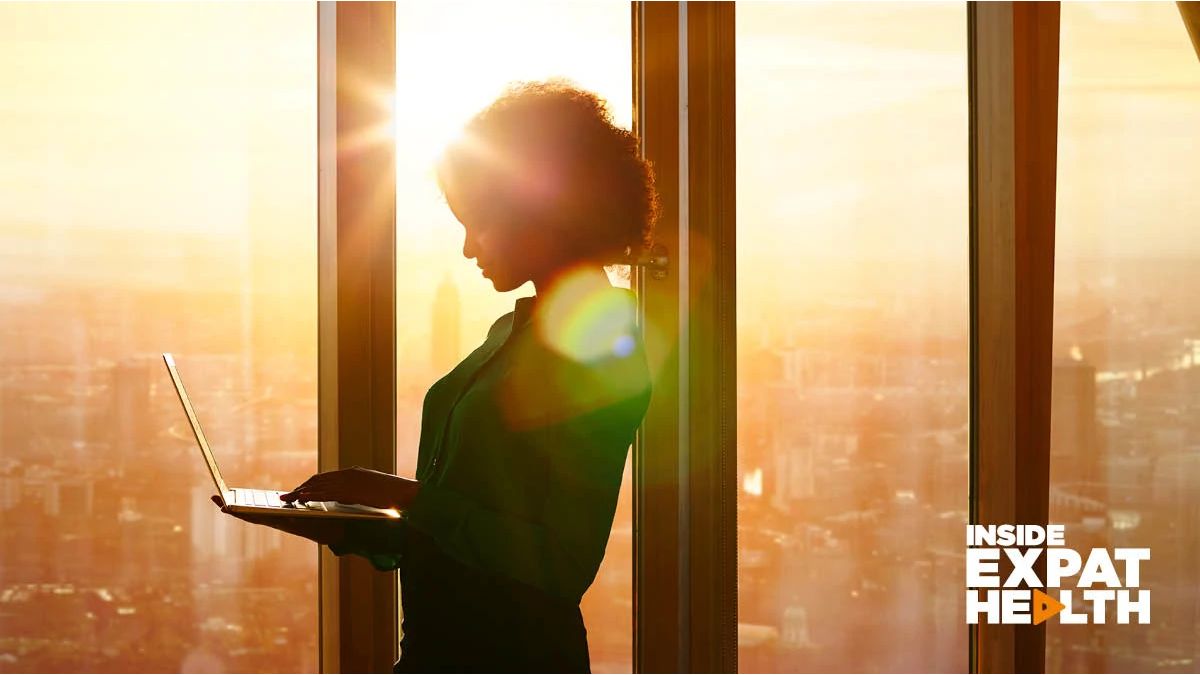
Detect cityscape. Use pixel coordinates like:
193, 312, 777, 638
735, 259, 968, 672
0, 290, 321, 671
733, 258, 1200, 672
1046, 260, 1200, 673
5, 257, 1199, 672
2, 1, 1197, 674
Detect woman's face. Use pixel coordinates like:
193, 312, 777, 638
452, 196, 565, 293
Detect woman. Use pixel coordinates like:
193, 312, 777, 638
221, 80, 657, 673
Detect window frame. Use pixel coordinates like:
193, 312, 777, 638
316, 2, 398, 672
308, 2, 1101, 674
635, 2, 1063, 674
633, 2, 738, 672
967, 3, 1060, 672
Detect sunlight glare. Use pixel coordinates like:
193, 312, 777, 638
534, 266, 638, 365
395, 1, 631, 186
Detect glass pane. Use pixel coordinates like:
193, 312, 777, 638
735, 3, 969, 671
1048, 3, 1200, 672
394, 3, 633, 671
0, 3, 318, 672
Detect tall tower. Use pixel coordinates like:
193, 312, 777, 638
109, 356, 154, 475
1050, 358, 1101, 500
431, 275, 461, 375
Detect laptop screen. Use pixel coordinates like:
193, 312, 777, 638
162, 353, 229, 496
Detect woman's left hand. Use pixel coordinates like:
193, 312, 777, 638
211, 496, 350, 547
281, 467, 420, 511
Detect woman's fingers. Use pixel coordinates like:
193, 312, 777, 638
282, 484, 335, 502
283, 485, 357, 505
287, 472, 331, 493
280, 467, 398, 508
283, 481, 347, 502
282, 472, 340, 501
282, 468, 362, 501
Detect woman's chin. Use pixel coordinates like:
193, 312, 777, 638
481, 268, 526, 292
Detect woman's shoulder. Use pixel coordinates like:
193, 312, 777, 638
500, 287, 650, 428
535, 287, 644, 375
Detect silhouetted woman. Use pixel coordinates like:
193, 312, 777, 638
225, 81, 657, 673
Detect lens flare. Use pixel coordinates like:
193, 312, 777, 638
534, 266, 638, 365
498, 267, 645, 432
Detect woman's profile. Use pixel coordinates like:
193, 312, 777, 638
219, 80, 658, 673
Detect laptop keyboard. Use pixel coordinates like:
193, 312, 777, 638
233, 488, 385, 515
236, 489, 281, 508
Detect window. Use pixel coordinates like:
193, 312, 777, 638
393, 2, 634, 670
735, 3, 969, 671
0, 4, 317, 671
1048, 3, 1200, 671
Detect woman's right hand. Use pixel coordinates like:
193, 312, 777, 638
211, 495, 349, 548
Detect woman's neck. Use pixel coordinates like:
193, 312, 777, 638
531, 265, 612, 298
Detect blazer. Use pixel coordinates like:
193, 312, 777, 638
332, 286, 651, 606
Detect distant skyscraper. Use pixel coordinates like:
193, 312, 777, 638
109, 356, 154, 474
431, 275, 461, 374
189, 484, 282, 576
1150, 451, 1200, 665
1051, 358, 1101, 500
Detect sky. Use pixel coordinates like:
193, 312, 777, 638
0, 1, 1197, 331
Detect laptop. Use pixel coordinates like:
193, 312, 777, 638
162, 352, 399, 520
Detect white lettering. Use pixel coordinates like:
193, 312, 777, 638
1116, 589, 1150, 625
1113, 548, 1150, 586
1045, 548, 1082, 587
1024, 527, 1046, 546
1059, 590, 1088, 624
1002, 590, 1031, 624
1004, 548, 1042, 588
1083, 589, 1116, 623
969, 525, 996, 547
1079, 549, 1122, 588
967, 524, 1067, 547
967, 548, 1001, 588
966, 589, 1000, 624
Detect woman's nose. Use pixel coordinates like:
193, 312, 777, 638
463, 227, 494, 261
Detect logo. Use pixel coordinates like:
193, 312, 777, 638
965, 524, 1150, 625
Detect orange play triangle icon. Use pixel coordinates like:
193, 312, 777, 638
1033, 589, 1065, 625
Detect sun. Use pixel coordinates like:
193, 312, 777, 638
394, 82, 483, 170
392, 2, 631, 181
389, 1, 632, 251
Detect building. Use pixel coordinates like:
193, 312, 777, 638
109, 357, 156, 475
1051, 358, 1102, 501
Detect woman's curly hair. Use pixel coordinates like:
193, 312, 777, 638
435, 79, 658, 264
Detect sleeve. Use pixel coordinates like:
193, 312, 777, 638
327, 518, 409, 572
404, 386, 650, 602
